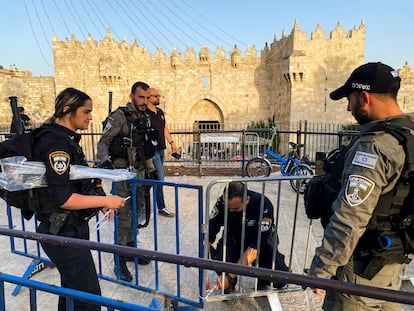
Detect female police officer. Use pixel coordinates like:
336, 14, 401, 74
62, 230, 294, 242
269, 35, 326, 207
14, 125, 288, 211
34, 88, 126, 311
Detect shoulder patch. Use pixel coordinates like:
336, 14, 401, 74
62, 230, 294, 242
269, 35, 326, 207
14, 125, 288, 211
261, 217, 272, 232
352, 151, 378, 169
345, 174, 375, 206
49, 151, 70, 175
209, 205, 219, 220
102, 117, 113, 134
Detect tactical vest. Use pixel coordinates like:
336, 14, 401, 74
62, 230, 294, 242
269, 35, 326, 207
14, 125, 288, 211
107, 107, 158, 162
356, 119, 414, 258
304, 117, 414, 279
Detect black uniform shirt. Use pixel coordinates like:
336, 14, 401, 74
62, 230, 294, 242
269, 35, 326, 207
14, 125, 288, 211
33, 124, 85, 212
208, 190, 274, 249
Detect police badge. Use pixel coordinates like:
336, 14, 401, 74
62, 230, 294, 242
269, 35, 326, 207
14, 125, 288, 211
49, 151, 70, 175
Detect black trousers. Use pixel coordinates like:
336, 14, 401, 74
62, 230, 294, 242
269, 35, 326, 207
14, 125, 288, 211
210, 233, 288, 286
38, 219, 101, 311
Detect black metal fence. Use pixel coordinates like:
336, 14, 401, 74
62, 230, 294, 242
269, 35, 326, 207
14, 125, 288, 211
0, 121, 359, 166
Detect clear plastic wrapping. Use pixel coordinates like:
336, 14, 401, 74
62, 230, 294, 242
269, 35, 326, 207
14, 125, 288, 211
0, 156, 135, 191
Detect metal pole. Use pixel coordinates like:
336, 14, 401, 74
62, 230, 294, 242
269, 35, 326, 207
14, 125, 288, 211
108, 91, 113, 115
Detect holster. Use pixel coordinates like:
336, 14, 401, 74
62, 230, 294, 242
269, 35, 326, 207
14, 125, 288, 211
353, 256, 386, 280
48, 211, 70, 235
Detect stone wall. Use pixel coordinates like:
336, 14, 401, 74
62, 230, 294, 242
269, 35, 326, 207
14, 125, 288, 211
0, 68, 55, 127
1, 20, 413, 129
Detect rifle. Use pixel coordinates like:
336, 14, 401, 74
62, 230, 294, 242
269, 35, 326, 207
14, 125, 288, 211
9, 96, 24, 135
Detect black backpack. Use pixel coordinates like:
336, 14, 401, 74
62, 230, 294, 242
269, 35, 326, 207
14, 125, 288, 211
304, 120, 414, 253
0, 128, 50, 219
303, 143, 353, 228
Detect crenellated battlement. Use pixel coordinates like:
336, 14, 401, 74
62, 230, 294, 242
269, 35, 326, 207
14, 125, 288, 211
1, 21, 413, 128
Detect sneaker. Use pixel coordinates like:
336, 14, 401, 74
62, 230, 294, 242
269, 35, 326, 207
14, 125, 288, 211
158, 207, 175, 217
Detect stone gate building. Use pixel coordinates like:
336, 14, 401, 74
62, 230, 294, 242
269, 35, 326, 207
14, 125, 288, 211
1, 20, 413, 129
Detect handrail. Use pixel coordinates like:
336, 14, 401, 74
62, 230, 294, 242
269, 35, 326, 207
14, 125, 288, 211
1, 227, 414, 306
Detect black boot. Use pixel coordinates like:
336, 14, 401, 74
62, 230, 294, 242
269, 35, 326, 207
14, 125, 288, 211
114, 256, 132, 282
125, 241, 151, 265
126, 241, 134, 261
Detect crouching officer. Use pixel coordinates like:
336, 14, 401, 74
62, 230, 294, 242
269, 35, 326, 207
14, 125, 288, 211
208, 181, 289, 293
96, 81, 157, 282
34, 88, 125, 311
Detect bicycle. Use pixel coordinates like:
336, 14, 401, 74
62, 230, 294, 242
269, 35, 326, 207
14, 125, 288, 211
245, 127, 314, 193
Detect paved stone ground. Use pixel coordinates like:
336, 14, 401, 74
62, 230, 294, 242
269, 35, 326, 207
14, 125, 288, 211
1, 174, 414, 310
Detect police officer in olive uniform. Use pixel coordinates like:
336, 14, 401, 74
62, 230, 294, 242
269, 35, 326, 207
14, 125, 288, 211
97, 81, 156, 282
208, 181, 289, 292
34, 88, 125, 311
309, 63, 414, 310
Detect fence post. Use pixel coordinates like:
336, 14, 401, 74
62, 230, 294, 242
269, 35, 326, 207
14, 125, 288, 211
241, 129, 246, 177
303, 120, 308, 158
197, 129, 202, 176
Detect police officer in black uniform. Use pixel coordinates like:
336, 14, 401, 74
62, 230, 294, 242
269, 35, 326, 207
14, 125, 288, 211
208, 181, 289, 292
34, 88, 125, 311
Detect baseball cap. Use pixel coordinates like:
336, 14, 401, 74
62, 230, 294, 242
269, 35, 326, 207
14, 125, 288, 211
330, 62, 401, 100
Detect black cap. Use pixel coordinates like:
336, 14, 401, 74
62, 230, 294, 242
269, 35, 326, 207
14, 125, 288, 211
330, 62, 401, 100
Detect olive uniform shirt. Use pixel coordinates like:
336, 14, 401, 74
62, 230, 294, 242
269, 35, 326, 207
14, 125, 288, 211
310, 115, 412, 279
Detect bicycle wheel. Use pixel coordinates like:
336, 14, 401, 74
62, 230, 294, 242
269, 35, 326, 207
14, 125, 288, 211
289, 164, 313, 193
245, 158, 271, 177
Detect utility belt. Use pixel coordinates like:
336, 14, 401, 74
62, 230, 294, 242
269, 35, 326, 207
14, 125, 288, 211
46, 209, 100, 235
352, 230, 410, 280
352, 252, 410, 280
39, 178, 104, 235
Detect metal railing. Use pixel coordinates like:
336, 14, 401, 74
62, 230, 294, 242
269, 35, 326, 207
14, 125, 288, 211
2, 173, 414, 309
0, 121, 359, 166
1, 175, 414, 309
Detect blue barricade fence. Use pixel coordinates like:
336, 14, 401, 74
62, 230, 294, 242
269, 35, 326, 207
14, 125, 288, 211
2, 177, 204, 310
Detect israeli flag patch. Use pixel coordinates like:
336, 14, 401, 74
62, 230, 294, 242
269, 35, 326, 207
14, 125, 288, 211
352, 151, 377, 169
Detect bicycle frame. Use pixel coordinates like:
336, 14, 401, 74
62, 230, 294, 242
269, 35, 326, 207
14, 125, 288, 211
258, 127, 303, 175
261, 149, 302, 176
245, 128, 313, 192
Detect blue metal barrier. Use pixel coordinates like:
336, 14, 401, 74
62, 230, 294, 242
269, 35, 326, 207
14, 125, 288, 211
2, 177, 204, 310
5, 204, 53, 296
0, 272, 156, 311
95, 177, 204, 309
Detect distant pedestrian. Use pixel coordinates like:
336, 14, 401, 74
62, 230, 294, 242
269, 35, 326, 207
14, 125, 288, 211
147, 87, 178, 217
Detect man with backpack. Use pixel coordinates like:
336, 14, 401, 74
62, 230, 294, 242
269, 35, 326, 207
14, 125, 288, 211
308, 62, 414, 310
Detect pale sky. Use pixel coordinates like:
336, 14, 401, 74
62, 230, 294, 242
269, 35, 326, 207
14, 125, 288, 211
1, 0, 413, 76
